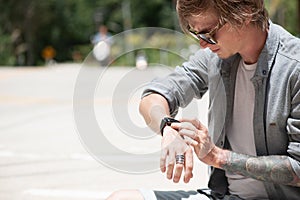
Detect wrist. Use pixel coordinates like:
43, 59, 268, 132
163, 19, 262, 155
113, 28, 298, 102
202, 146, 229, 168
160, 117, 180, 136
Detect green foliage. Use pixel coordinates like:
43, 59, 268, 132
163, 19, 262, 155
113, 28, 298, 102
0, 29, 15, 65
110, 31, 197, 67
0, 0, 175, 66
265, 0, 299, 35
281, 0, 299, 35
130, 0, 174, 28
0, 0, 298, 66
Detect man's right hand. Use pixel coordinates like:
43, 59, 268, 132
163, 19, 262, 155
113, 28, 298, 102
160, 126, 194, 183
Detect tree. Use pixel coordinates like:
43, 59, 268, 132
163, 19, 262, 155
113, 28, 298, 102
265, 0, 299, 35
0, 0, 298, 66
0, 0, 95, 65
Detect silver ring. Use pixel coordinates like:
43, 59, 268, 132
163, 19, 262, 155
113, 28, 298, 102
175, 154, 185, 164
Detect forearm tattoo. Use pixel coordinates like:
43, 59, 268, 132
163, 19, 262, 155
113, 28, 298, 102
221, 152, 300, 187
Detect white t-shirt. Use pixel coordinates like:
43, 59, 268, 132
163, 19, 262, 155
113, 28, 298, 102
226, 60, 268, 199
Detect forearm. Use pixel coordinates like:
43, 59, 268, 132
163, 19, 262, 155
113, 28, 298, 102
216, 150, 300, 187
139, 93, 170, 133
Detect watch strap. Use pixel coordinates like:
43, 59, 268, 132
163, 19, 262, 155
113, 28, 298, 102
160, 117, 180, 136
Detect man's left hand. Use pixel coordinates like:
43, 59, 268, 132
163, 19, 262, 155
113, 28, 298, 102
171, 118, 215, 161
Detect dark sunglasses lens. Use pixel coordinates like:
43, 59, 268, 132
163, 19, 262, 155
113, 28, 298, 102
199, 34, 216, 44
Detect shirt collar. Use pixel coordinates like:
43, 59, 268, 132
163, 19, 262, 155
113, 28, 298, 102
256, 20, 281, 78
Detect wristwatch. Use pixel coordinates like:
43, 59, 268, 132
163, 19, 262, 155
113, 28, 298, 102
160, 117, 180, 136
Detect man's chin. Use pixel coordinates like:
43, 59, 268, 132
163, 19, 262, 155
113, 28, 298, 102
215, 52, 231, 59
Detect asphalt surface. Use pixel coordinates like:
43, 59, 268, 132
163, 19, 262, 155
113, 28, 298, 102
0, 63, 209, 200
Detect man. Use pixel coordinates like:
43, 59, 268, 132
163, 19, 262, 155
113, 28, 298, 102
107, 0, 300, 199
91, 25, 113, 66
91, 25, 112, 46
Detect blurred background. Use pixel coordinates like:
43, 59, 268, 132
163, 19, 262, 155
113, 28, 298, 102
0, 0, 299, 67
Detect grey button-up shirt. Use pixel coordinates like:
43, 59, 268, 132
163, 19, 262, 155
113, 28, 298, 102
142, 22, 300, 199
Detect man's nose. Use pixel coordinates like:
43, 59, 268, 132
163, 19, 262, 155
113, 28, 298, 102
199, 40, 214, 48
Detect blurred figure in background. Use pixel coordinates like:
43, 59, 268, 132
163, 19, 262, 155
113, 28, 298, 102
91, 25, 113, 66
91, 25, 112, 45
41, 45, 56, 66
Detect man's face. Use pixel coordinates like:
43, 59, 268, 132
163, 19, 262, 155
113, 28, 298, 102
188, 13, 245, 59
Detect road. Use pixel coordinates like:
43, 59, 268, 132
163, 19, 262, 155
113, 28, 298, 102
0, 63, 209, 200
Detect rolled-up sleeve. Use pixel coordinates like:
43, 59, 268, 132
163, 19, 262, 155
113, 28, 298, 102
142, 49, 211, 117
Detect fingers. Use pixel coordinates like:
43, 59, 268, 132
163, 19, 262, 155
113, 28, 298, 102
162, 151, 184, 182
166, 158, 175, 180
171, 121, 197, 132
173, 162, 184, 183
182, 134, 198, 146
170, 121, 199, 146
180, 118, 202, 129
161, 149, 194, 183
184, 148, 194, 183
177, 128, 196, 138
160, 148, 168, 173
172, 147, 194, 183
159, 122, 197, 183
194, 119, 206, 131
171, 118, 207, 134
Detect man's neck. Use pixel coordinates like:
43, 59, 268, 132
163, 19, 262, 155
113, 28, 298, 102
239, 25, 268, 65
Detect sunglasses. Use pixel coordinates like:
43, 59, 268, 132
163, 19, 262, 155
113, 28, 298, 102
188, 23, 222, 45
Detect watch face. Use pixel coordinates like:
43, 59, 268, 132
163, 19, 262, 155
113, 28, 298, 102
165, 117, 180, 126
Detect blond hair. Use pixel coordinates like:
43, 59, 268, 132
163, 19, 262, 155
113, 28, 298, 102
177, 0, 269, 33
